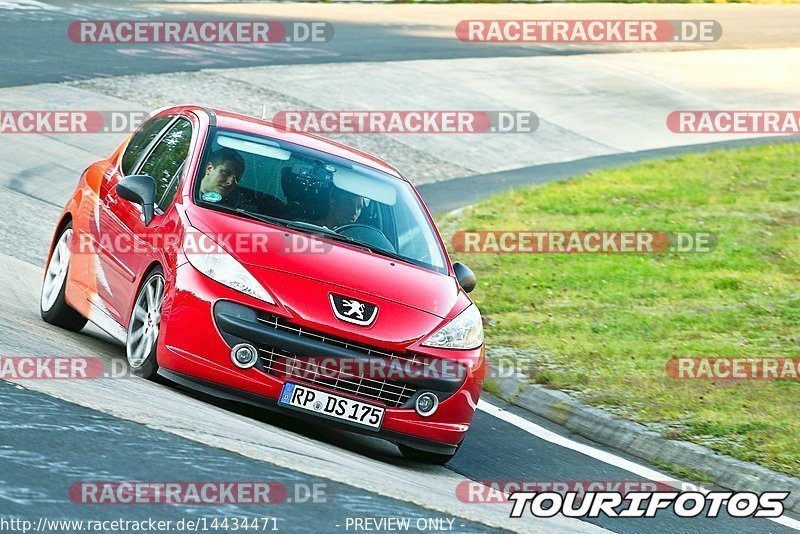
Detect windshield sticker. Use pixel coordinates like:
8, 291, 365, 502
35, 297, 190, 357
202, 192, 223, 203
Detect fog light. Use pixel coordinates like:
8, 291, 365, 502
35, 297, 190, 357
231, 343, 258, 369
415, 392, 439, 417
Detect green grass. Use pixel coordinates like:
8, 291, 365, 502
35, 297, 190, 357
442, 142, 800, 477
650, 461, 716, 484
390, 0, 800, 4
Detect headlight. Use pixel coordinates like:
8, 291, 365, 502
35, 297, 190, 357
184, 231, 275, 305
422, 304, 483, 350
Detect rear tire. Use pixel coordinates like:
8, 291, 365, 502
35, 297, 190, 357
40, 223, 88, 331
126, 268, 165, 380
398, 443, 460, 465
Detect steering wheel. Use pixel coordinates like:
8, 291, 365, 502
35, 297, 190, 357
335, 224, 396, 253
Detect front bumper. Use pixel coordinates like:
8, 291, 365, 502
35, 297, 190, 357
158, 263, 485, 451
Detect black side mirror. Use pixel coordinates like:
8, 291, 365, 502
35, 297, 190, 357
116, 175, 157, 226
453, 262, 477, 293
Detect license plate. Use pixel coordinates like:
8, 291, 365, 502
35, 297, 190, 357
278, 382, 385, 431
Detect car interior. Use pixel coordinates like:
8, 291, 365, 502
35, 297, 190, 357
198, 132, 446, 274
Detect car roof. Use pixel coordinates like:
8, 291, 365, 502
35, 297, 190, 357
168, 105, 405, 181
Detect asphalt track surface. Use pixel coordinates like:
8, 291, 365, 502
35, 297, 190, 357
418, 135, 800, 216
1, 1, 800, 533
0, 0, 569, 88
3, 0, 800, 87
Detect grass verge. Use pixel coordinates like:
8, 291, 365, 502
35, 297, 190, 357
442, 142, 800, 477
390, 0, 800, 4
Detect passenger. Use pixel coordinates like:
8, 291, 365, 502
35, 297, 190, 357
311, 187, 366, 229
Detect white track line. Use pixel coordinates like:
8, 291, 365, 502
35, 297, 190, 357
478, 399, 800, 531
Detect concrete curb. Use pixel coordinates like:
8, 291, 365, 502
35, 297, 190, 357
485, 360, 800, 514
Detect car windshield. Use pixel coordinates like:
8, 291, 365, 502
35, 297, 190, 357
194, 129, 448, 274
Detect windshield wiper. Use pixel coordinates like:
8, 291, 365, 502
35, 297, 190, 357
355, 241, 409, 263
202, 202, 413, 265
284, 221, 411, 264
232, 208, 294, 229
283, 221, 371, 251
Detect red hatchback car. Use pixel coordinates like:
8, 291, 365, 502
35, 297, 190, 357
40, 106, 485, 463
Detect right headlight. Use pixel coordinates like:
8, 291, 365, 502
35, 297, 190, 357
184, 230, 275, 305
421, 304, 484, 350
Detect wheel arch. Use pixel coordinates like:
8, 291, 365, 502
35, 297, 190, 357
123, 261, 165, 328
47, 213, 74, 260
135, 261, 166, 302
126, 260, 166, 380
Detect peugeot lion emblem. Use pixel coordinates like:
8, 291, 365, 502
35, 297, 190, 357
329, 294, 378, 326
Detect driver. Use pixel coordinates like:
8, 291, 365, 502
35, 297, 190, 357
199, 148, 246, 207
311, 187, 366, 229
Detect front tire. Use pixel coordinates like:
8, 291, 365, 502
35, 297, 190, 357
398, 443, 460, 465
126, 268, 165, 380
40, 223, 88, 331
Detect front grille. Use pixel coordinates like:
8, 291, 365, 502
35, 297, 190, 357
259, 346, 416, 408
256, 315, 422, 408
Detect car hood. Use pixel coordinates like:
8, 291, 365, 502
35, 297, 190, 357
185, 206, 459, 319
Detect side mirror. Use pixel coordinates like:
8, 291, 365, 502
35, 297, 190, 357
116, 175, 157, 226
453, 262, 477, 293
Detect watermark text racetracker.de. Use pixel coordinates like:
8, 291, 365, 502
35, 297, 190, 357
0, 356, 113, 380
457, 20, 721, 43
0, 354, 525, 383
70, 481, 327, 505
71, 230, 334, 256
451, 231, 717, 254
667, 111, 800, 134
667, 357, 800, 380
1, 517, 279, 533
69, 20, 333, 44
0, 110, 153, 134
458, 480, 670, 504
272, 110, 538, 134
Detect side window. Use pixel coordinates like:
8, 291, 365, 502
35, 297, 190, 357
120, 116, 173, 176
139, 119, 193, 210
159, 162, 185, 209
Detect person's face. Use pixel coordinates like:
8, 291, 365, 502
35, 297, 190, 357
201, 160, 242, 198
329, 191, 365, 226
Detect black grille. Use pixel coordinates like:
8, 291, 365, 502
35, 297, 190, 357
256, 315, 422, 408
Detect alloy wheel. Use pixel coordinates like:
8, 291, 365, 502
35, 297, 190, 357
41, 228, 72, 313
127, 273, 165, 369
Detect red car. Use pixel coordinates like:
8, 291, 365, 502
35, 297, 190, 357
40, 106, 484, 463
